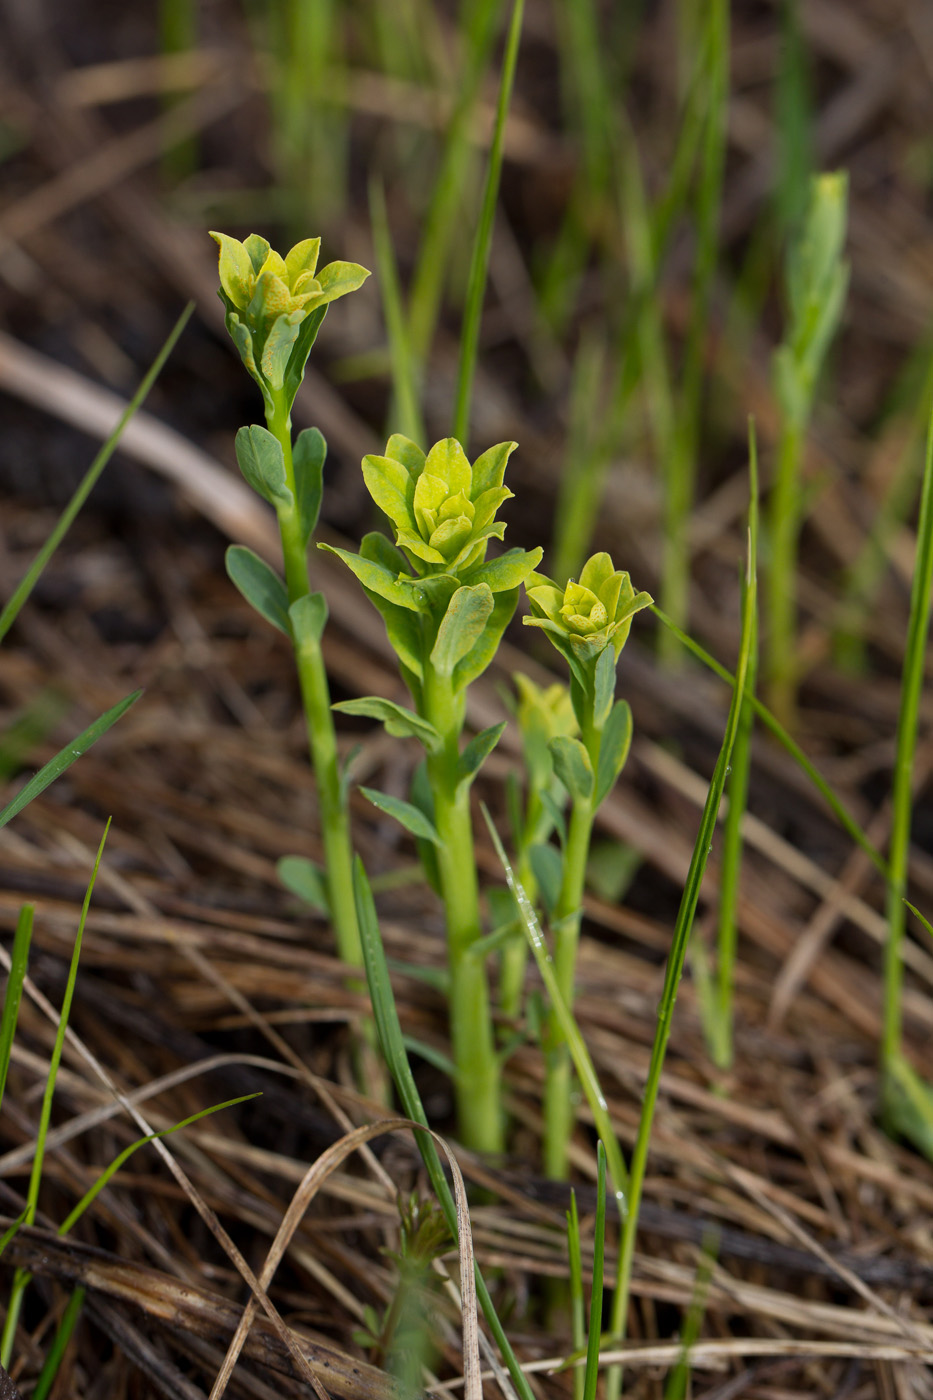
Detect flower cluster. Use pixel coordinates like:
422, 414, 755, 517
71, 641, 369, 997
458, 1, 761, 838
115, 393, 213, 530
211, 231, 369, 400
524, 552, 652, 664
362, 435, 516, 576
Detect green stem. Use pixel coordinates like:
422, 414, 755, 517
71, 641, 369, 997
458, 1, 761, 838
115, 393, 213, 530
422, 664, 502, 1154
499, 784, 546, 1018
267, 391, 362, 972
711, 610, 758, 1070
544, 711, 598, 1180
767, 418, 803, 727
883, 401, 933, 1082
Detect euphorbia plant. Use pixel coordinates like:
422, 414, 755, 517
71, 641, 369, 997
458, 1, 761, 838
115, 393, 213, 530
211, 231, 370, 972
323, 434, 542, 1153
523, 552, 652, 1178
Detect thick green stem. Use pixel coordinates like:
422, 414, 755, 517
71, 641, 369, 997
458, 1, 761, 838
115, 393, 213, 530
267, 391, 362, 971
544, 779, 595, 1180
422, 664, 503, 1154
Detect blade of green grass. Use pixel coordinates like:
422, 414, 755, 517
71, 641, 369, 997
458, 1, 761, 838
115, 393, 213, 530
566, 1191, 585, 1400
369, 177, 426, 445
481, 810, 629, 1205
0, 303, 193, 646
0, 691, 142, 830
57, 1094, 260, 1237
605, 433, 758, 1400
452, 0, 524, 446
774, 0, 813, 233
30, 1286, 84, 1400
351, 855, 536, 1400
694, 431, 759, 1071
582, 1141, 607, 1400
0, 822, 110, 1368
664, 0, 728, 663
883, 396, 933, 1139
650, 608, 888, 879
552, 327, 609, 586
0, 905, 33, 1115
407, 0, 504, 371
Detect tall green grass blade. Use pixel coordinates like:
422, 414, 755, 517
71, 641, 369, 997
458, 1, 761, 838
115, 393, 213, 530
883, 397, 933, 1142
775, 0, 813, 233
767, 171, 848, 722
606, 439, 758, 1400
710, 606, 757, 1070
906, 901, 933, 943
0, 906, 33, 1115
552, 328, 609, 586
452, 0, 524, 446
369, 179, 425, 445
650, 608, 888, 878
0, 304, 193, 646
57, 1094, 260, 1237
1, 822, 110, 1369
566, 1191, 585, 1400
481, 810, 629, 1205
0, 691, 142, 831
834, 356, 933, 672
581, 1141, 607, 1400
695, 429, 759, 1071
158, 0, 198, 182
407, 0, 503, 370
30, 1286, 84, 1400
352, 856, 536, 1400
661, 0, 728, 665
277, 0, 346, 229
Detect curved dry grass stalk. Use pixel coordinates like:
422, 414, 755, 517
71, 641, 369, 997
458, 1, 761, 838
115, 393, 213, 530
0, 943, 328, 1395
208, 1116, 482, 1400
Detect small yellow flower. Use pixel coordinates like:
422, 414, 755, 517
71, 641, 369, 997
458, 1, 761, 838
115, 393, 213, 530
524, 552, 652, 662
210, 231, 369, 396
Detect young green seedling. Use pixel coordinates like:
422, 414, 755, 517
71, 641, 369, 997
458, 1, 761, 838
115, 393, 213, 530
523, 552, 651, 1178
767, 172, 848, 725
211, 231, 370, 973
323, 434, 542, 1153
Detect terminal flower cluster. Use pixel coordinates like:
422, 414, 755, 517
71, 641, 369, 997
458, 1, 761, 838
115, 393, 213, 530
210, 231, 369, 399
524, 552, 652, 664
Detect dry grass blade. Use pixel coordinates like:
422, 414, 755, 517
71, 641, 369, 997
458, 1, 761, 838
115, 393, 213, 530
0, 1218, 403, 1400
209, 1116, 481, 1400
0, 947, 327, 1396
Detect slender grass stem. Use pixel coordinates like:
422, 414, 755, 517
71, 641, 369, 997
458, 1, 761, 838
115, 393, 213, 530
369, 178, 425, 445
353, 858, 536, 1400
0, 906, 33, 1116
266, 389, 362, 972
407, 0, 502, 372
712, 612, 757, 1069
453, 0, 524, 447
766, 419, 803, 726
0, 305, 193, 646
1, 824, 109, 1370
606, 442, 758, 1400
883, 401, 933, 1079
422, 666, 502, 1154
650, 607, 888, 879
544, 790, 595, 1180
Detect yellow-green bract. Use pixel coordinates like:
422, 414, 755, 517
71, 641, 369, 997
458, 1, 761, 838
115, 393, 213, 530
362, 435, 516, 575
524, 552, 652, 664
210, 231, 369, 397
